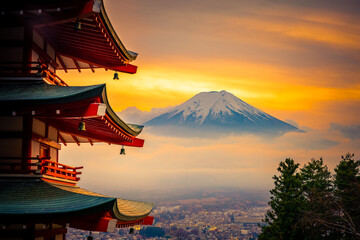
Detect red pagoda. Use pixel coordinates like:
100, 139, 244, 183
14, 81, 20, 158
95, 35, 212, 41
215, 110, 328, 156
0, 0, 154, 239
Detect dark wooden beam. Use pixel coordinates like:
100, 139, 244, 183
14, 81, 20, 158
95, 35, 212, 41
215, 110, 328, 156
58, 133, 67, 146
32, 42, 59, 68
58, 52, 118, 69
73, 58, 81, 72
57, 55, 68, 72
71, 134, 80, 146
89, 64, 95, 72
32, 133, 61, 150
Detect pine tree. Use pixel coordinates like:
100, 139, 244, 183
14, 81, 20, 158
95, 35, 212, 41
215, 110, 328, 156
333, 153, 360, 239
259, 158, 305, 240
300, 158, 334, 239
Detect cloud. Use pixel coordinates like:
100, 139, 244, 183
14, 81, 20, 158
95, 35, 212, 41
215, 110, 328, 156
57, 0, 360, 201
60, 127, 348, 201
330, 123, 360, 139
284, 119, 299, 128
117, 106, 175, 124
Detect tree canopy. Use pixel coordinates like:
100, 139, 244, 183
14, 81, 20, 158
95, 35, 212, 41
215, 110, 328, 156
259, 154, 360, 240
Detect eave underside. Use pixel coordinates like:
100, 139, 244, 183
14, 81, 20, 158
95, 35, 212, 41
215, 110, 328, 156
0, 0, 138, 74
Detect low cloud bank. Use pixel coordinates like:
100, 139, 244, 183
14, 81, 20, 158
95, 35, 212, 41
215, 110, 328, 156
330, 123, 360, 139
59, 125, 358, 201
117, 106, 174, 124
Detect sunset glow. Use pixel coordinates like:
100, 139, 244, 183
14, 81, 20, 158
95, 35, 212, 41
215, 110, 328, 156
59, 0, 360, 196
59, 0, 360, 131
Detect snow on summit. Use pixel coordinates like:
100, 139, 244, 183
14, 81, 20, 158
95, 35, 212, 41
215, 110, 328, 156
145, 90, 300, 135
169, 90, 268, 124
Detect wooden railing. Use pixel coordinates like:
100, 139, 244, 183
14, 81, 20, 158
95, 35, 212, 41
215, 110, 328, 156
41, 159, 82, 181
0, 157, 82, 182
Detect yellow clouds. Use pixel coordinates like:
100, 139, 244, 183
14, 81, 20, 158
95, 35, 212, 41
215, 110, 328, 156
226, 7, 360, 49
58, 59, 360, 118
57, 0, 360, 130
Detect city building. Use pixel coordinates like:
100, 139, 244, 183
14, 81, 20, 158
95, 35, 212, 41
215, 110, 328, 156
0, 0, 153, 239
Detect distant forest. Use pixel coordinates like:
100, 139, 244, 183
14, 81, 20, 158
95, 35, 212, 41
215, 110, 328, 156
259, 153, 360, 240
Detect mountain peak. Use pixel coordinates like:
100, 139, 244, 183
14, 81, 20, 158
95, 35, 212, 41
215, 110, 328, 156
168, 90, 264, 125
145, 90, 299, 135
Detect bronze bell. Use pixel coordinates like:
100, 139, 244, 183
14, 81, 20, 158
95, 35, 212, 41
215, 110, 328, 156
113, 71, 119, 80
129, 227, 134, 234
120, 145, 126, 155
78, 119, 86, 131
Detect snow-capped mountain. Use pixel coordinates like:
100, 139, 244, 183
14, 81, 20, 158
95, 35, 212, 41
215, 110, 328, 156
145, 90, 300, 135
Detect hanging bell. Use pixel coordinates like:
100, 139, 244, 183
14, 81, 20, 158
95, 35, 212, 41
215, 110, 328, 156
120, 145, 126, 155
113, 71, 119, 80
74, 19, 81, 31
129, 227, 134, 234
78, 118, 86, 131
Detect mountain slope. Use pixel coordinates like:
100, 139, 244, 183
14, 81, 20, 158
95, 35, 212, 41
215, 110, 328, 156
145, 91, 300, 135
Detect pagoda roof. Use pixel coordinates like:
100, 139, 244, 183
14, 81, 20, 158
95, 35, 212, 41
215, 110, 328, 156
0, 78, 144, 146
0, 0, 138, 73
0, 179, 153, 225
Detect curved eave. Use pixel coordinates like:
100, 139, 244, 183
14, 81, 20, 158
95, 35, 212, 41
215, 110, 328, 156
0, 80, 105, 106
99, 0, 138, 62
112, 199, 154, 222
0, 180, 153, 224
100, 86, 143, 137
0, 80, 143, 140
0, 180, 115, 222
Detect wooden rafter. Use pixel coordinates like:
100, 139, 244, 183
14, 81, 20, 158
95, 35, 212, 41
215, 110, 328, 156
58, 43, 116, 57
73, 59, 81, 72
57, 52, 135, 73
58, 53, 109, 69
94, 14, 128, 61
45, 28, 109, 45
57, 55, 67, 73
58, 133, 67, 146
104, 117, 131, 141
88, 138, 94, 146
89, 64, 95, 73
71, 135, 80, 146
49, 34, 114, 51
47, 25, 102, 38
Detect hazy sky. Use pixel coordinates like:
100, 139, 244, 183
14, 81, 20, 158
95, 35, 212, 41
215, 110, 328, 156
59, 0, 360, 200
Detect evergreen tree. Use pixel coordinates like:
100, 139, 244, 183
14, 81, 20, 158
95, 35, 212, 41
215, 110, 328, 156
259, 158, 305, 240
300, 158, 334, 239
333, 153, 360, 239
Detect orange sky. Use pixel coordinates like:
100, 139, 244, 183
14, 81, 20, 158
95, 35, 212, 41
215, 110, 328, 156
60, 0, 360, 198
58, 0, 360, 130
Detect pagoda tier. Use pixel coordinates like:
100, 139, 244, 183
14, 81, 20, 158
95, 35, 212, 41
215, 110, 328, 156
0, 78, 144, 146
0, 179, 154, 232
0, 0, 137, 75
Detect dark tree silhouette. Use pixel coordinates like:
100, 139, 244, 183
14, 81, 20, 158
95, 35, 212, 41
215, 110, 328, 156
259, 158, 305, 240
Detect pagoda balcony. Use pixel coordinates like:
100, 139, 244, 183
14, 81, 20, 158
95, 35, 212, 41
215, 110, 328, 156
0, 157, 83, 183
